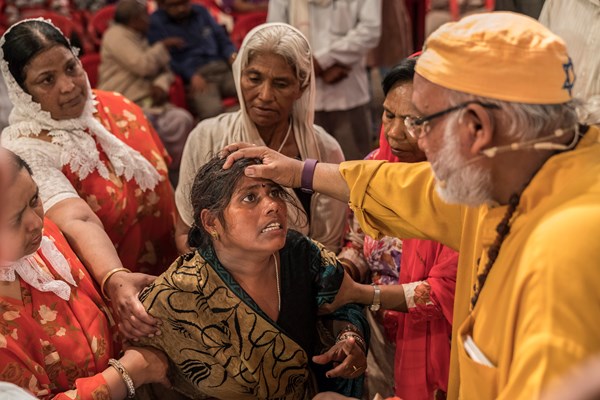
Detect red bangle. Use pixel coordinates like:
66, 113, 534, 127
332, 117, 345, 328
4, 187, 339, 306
300, 158, 318, 194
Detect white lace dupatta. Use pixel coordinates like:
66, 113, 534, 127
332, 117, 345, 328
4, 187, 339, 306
0, 237, 77, 301
0, 18, 160, 190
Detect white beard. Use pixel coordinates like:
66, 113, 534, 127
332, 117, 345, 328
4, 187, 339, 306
430, 115, 494, 207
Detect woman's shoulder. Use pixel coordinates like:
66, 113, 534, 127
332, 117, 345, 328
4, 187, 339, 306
284, 230, 331, 260
311, 125, 344, 163
185, 111, 242, 153
140, 252, 204, 299
93, 90, 145, 117
2, 136, 61, 166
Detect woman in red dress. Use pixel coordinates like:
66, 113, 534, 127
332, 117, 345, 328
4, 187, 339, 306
0, 18, 177, 339
0, 149, 169, 399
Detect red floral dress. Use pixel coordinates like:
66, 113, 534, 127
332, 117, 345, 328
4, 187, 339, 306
0, 219, 119, 399
63, 90, 178, 275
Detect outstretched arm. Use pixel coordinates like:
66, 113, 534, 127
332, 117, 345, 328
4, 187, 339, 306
222, 143, 350, 202
47, 198, 160, 339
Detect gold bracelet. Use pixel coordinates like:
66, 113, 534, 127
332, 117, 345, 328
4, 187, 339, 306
100, 268, 132, 301
336, 332, 367, 354
108, 358, 135, 398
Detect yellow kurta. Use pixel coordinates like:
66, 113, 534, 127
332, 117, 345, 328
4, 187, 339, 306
340, 126, 600, 399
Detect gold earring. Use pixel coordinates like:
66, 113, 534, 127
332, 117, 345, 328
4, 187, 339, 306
210, 231, 219, 241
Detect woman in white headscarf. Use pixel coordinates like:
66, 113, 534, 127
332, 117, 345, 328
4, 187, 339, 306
174, 22, 346, 254
0, 18, 177, 340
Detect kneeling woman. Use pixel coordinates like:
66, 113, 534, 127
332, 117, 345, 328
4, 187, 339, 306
0, 150, 169, 399
138, 155, 368, 399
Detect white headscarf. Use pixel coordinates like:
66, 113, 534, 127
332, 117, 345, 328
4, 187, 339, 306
0, 236, 77, 301
0, 18, 160, 191
231, 22, 322, 161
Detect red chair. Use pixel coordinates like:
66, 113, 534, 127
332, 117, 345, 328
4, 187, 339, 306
230, 11, 267, 49
24, 11, 95, 54
80, 52, 101, 88
87, 5, 117, 49
169, 75, 188, 110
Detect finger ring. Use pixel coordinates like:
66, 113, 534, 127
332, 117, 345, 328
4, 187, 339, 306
352, 365, 359, 372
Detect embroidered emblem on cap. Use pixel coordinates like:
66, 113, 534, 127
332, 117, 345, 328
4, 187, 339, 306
562, 57, 576, 97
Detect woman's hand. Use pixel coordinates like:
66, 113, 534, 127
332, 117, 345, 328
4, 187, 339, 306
222, 142, 303, 188
312, 336, 367, 379
105, 271, 161, 340
120, 346, 171, 388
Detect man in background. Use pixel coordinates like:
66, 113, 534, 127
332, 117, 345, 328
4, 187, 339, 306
99, 0, 194, 185
148, 0, 238, 120
268, 0, 381, 160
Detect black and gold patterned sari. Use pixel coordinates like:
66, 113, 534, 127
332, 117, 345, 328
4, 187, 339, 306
138, 230, 367, 400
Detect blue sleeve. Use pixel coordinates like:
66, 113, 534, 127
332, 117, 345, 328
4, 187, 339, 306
148, 12, 165, 45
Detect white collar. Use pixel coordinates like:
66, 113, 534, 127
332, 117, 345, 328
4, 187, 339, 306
0, 236, 77, 301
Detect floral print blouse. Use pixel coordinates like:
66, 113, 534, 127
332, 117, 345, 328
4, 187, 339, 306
0, 219, 119, 399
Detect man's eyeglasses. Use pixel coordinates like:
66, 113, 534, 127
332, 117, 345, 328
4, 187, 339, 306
404, 101, 501, 139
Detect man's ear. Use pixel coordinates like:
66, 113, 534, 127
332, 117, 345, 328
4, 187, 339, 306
463, 103, 494, 155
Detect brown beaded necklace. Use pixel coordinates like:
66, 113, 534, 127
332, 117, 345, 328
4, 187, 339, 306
470, 192, 521, 309
469, 125, 587, 309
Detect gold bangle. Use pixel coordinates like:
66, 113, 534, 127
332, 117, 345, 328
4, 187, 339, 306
100, 268, 132, 301
108, 358, 136, 398
336, 332, 367, 354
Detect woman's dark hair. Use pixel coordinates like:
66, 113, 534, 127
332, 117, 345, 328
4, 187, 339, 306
188, 155, 300, 249
381, 57, 418, 96
2, 20, 72, 90
3, 149, 33, 177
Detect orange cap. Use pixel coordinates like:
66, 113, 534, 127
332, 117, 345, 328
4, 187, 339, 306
416, 12, 575, 104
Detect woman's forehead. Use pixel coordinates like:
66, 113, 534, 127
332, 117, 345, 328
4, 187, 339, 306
245, 52, 294, 74
234, 176, 276, 191
25, 45, 74, 73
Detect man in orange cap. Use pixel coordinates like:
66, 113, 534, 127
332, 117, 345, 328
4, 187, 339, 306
221, 11, 600, 400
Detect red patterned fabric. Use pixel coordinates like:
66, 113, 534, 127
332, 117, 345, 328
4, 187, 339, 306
0, 219, 118, 399
394, 240, 457, 400
63, 90, 177, 274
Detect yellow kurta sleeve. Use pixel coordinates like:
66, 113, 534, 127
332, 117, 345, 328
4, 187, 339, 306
340, 159, 464, 250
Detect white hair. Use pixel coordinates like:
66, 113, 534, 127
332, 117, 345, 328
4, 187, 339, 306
444, 88, 581, 142
241, 24, 312, 90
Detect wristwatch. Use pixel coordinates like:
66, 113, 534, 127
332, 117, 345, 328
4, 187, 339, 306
369, 284, 381, 311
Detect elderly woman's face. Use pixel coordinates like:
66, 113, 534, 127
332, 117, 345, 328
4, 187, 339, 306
0, 165, 44, 262
383, 82, 426, 163
23, 45, 88, 120
211, 176, 288, 255
241, 52, 303, 129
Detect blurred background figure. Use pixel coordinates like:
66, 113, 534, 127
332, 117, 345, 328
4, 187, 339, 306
99, 0, 194, 186
268, 0, 382, 160
148, 0, 238, 120
495, 0, 545, 18
539, 0, 600, 101
218, 0, 268, 13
